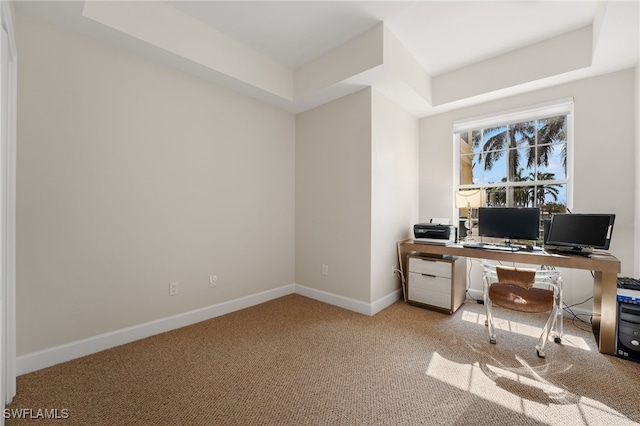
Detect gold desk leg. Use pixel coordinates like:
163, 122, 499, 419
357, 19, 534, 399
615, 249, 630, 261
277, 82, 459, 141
593, 271, 617, 355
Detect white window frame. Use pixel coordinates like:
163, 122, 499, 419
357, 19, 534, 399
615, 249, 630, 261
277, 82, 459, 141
453, 99, 574, 218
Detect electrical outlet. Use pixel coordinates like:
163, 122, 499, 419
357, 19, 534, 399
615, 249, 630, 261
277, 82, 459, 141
170, 281, 179, 296
321, 264, 329, 275
209, 274, 218, 288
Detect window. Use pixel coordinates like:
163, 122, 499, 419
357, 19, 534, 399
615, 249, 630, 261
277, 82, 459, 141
454, 100, 572, 239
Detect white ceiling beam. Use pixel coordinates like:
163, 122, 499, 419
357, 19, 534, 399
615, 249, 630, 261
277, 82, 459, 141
82, 1, 294, 102
294, 23, 384, 100
432, 26, 593, 106
77, 2, 622, 117
383, 26, 432, 106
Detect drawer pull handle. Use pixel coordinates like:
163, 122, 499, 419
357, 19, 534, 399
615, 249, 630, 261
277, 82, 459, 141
421, 273, 437, 278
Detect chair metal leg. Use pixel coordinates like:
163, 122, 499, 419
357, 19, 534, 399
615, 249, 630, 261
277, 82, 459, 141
484, 282, 496, 344
553, 280, 564, 342
536, 304, 557, 358
551, 307, 564, 344
536, 302, 563, 358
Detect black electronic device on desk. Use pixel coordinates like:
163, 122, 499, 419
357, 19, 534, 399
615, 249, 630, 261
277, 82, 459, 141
472, 207, 541, 251
413, 223, 457, 245
544, 213, 615, 257
478, 207, 540, 242
616, 277, 640, 363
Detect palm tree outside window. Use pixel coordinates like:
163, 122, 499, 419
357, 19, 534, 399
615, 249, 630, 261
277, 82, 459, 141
456, 103, 571, 240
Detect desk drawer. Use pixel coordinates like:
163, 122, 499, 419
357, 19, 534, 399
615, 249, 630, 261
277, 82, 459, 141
408, 285, 451, 309
408, 257, 451, 278
403, 254, 465, 314
409, 272, 451, 294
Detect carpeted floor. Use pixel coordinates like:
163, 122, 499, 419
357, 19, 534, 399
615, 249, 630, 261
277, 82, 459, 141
6, 294, 640, 425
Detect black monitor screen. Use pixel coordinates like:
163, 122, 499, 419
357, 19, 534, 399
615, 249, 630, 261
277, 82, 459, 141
546, 214, 615, 250
478, 207, 540, 241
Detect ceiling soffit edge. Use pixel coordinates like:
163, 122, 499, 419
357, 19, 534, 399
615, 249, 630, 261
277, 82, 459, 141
72, 1, 618, 118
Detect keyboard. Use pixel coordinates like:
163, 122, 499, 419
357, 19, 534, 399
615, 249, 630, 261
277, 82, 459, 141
462, 242, 520, 252
462, 242, 485, 249
483, 244, 520, 252
618, 277, 640, 291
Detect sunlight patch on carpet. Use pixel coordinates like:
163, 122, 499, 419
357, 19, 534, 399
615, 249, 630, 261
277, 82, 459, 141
424, 352, 634, 425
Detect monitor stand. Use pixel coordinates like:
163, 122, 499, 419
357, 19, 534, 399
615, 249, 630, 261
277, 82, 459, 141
552, 246, 593, 257
498, 239, 524, 250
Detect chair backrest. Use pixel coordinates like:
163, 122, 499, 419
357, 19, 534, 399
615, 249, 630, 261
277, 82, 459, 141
495, 265, 537, 289
483, 263, 561, 291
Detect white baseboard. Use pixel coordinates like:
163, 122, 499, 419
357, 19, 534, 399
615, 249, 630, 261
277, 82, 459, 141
295, 284, 402, 316
17, 284, 403, 375
17, 284, 296, 375
371, 289, 404, 315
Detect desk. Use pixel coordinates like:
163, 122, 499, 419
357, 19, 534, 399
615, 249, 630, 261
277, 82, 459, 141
397, 239, 621, 355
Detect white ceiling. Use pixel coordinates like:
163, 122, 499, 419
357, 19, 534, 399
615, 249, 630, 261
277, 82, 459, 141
14, 1, 640, 117
168, 1, 600, 74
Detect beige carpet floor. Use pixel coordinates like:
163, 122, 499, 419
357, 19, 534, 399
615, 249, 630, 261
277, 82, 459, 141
6, 294, 640, 425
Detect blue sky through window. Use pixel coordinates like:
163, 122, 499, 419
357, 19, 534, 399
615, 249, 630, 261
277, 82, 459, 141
461, 116, 568, 207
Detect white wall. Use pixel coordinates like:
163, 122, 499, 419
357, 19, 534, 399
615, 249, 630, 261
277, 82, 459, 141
295, 88, 419, 307
420, 69, 637, 309
16, 13, 295, 355
295, 89, 373, 302
370, 89, 419, 302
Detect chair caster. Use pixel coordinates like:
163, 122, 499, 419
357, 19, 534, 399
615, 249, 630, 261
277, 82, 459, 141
490, 337, 496, 344
484, 320, 488, 326
537, 349, 546, 358
554, 336, 562, 344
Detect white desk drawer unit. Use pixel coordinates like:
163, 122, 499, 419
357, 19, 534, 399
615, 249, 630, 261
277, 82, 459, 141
407, 255, 466, 314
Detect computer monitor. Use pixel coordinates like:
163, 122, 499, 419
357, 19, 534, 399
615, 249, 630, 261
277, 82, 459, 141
477, 207, 540, 242
545, 213, 615, 251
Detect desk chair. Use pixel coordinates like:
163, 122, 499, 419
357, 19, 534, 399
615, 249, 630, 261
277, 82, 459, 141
483, 263, 563, 358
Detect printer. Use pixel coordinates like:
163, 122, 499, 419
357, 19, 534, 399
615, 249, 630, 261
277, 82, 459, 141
413, 223, 457, 245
